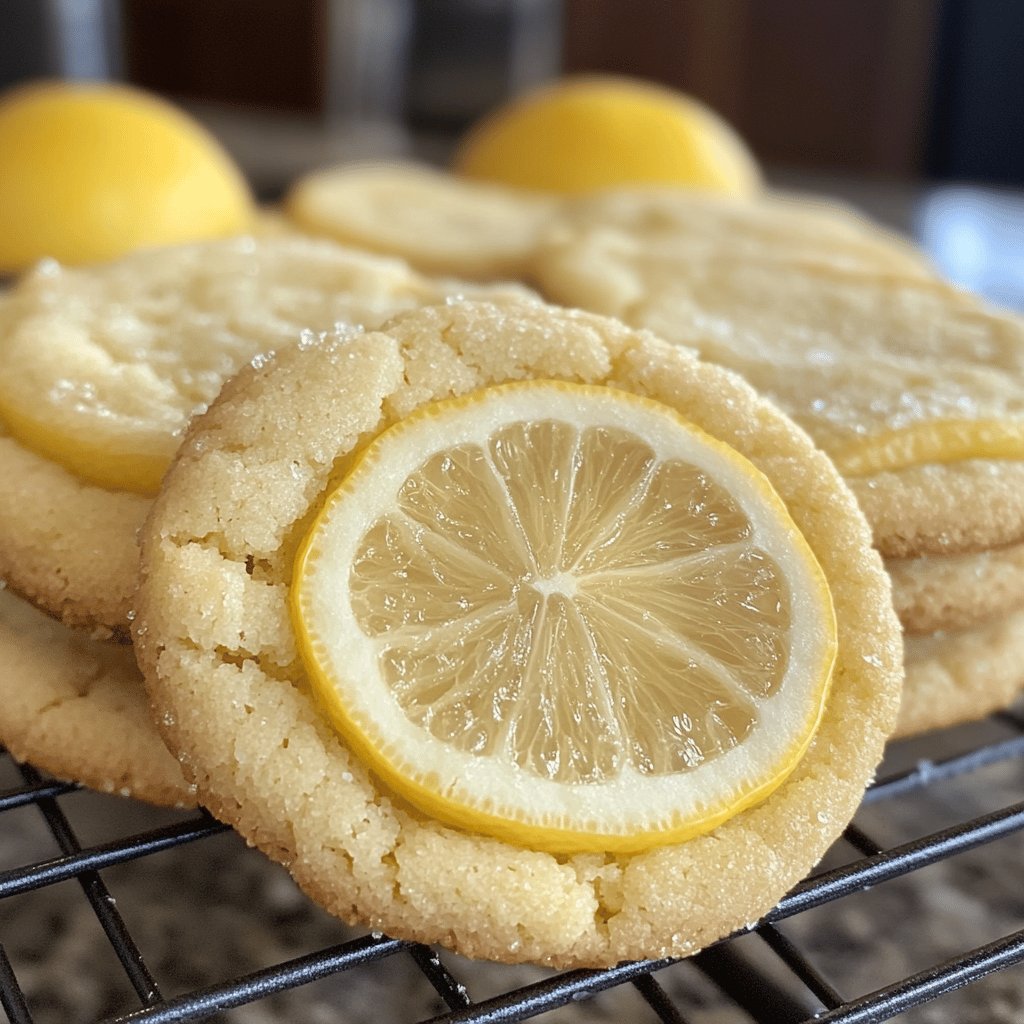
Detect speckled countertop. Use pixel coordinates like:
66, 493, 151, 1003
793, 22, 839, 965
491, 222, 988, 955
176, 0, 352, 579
2, 704, 1023, 1024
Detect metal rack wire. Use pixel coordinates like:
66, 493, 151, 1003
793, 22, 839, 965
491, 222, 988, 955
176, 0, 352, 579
2, 707, 1024, 1024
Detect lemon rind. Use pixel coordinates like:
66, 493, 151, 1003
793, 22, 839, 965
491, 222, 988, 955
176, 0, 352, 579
832, 418, 1024, 477
0, 391, 169, 495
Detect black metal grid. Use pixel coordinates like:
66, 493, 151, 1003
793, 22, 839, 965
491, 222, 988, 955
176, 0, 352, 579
2, 708, 1024, 1024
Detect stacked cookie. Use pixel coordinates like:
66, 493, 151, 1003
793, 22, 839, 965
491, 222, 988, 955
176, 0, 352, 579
0, 232, 531, 803
0, 587, 191, 804
0, 222, 904, 965
288, 164, 1024, 737
531, 189, 1024, 738
0, 162, 1015, 968
867, 494, 1024, 736
132, 299, 902, 965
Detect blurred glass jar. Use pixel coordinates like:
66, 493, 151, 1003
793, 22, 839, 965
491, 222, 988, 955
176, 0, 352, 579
0, 0, 122, 88
324, 0, 562, 133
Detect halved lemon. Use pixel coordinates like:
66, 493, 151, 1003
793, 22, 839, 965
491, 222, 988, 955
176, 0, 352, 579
291, 381, 836, 854
453, 76, 761, 197
0, 80, 253, 272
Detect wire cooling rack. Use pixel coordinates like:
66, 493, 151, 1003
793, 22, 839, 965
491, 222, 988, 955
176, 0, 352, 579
2, 707, 1024, 1024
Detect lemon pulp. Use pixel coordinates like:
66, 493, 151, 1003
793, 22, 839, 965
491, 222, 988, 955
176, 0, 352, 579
292, 381, 836, 853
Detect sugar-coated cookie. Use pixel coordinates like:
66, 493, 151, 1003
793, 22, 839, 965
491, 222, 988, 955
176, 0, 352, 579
134, 300, 900, 967
0, 423, 149, 637
0, 236, 534, 633
286, 162, 559, 281
888, 541, 1024, 635
550, 187, 934, 279
0, 587, 193, 805
898, 606, 1024, 738
848, 461, 1024, 559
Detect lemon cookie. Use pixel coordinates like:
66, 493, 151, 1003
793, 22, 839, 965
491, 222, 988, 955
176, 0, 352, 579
0, 587, 193, 805
847, 461, 1024, 559
134, 300, 901, 966
534, 224, 1024, 559
888, 541, 1024, 635
897, 606, 1024, 738
548, 186, 933, 279
0, 422, 150, 637
285, 162, 559, 281
0, 235, 533, 633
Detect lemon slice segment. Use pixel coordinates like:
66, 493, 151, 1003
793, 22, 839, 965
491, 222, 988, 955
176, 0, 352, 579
292, 381, 836, 854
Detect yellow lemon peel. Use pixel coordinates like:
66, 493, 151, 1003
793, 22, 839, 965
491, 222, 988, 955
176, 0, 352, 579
0, 394, 169, 494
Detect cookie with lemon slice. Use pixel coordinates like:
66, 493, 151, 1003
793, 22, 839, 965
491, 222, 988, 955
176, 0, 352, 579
133, 300, 900, 966
534, 205, 1024, 726
0, 235, 534, 635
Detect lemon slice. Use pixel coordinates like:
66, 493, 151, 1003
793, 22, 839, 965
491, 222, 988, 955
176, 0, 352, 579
833, 419, 1024, 477
292, 381, 836, 854
0, 236, 532, 495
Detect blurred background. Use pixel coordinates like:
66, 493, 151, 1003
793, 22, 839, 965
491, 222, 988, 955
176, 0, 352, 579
1, 0, 1023, 302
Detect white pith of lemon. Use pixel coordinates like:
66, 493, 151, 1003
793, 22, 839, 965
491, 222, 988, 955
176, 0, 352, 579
291, 381, 836, 854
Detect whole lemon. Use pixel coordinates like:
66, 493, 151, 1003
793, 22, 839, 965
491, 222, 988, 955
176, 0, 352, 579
453, 75, 760, 197
0, 80, 254, 273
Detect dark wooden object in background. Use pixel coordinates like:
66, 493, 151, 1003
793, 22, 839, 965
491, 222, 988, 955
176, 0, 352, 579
563, 0, 939, 178
119, 0, 955, 180
123, 0, 325, 111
